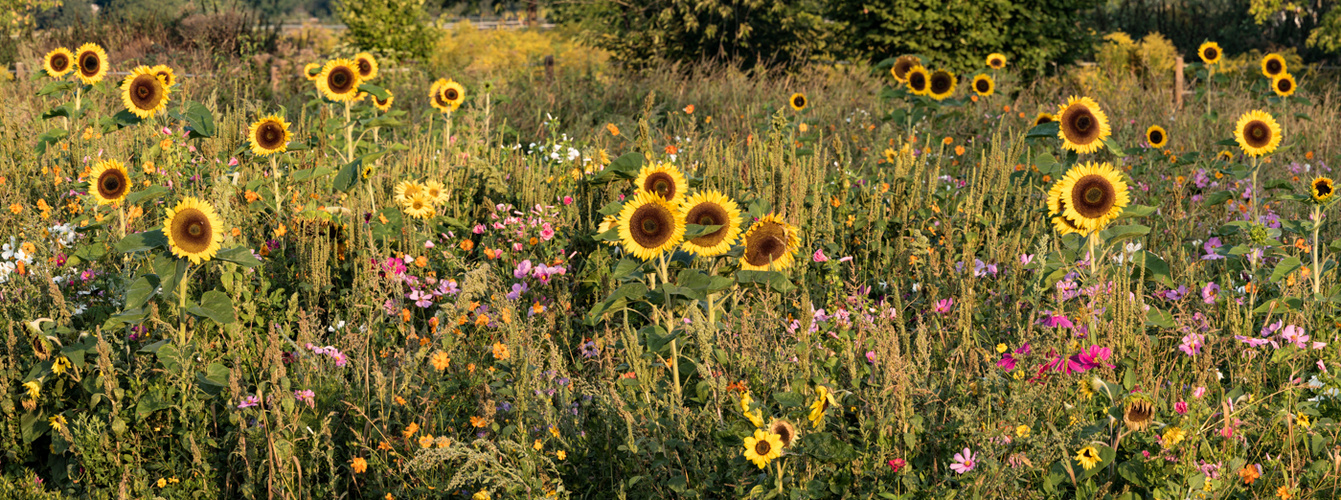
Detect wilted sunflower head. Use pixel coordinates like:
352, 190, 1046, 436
1234, 110, 1282, 157
905, 65, 931, 95
789, 93, 808, 111
43, 48, 74, 78
89, 160, 130, 205
891, 55, 920, 82
928, 69, 956, 101
1198, 42, 1221, 65
403, 193, 436, 220
679, 190, 743, 257
165, 197, 225, 264
151, 64, 176, 88
316, 59, 362, 102
303, 62, 321, 81
1261, 53, 1286, 78
248, 115, 291, 156
1146, 125, 1168, 148
1123, 395, 1155, 432
971, 74, 994, 97
1311, 177, 1335, 204
740, 213, 800, 271
394, 180, 426, 207
986, 53, 1007, 69
634, 162, 688, 204
354, 52, 378, 80
121, 66, 171, 119
1056, 161, 1131, 233
616, 191, 686, 261
1033, 112, 1055, 127
373, 89, 394, 112
769, 420, 798, 448
1272, 73, 1297, 97
74, 43, 108, 85
1056, 96, 1112, 154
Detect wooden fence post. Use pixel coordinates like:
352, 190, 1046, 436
1174, 56, 1184, 110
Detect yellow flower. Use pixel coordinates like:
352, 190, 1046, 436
89, 160, 130, 206
556, 450, 567, 460
1049, 161, 1131, 235
23, 380, 40, 399
739, 392, 764, 427
402, 422, 419, 439
807, 385, 839, 429
316, 59, 362, 102
492, 342, 510, 360
1074, 445, 1102, 470
248, 115, 291, 156
1056, 96, 1112, 154
48, 414, 67, 430
164, 197, 225, 264
986, 53, 1007, 69
1016, 425, 1030, 438
431, 351, 450, 371
473, 491, 492, 500
351, 457, 368, 473
678, 190, 743, 257
121, 66, 171, 119
1161, 427, 1186, 448
43, 48, 74, 77
157, 478, 167, 488
430, 78, 466, 112
533, 439, 543, 451
1311, 177, 1334, 204
788, 92, 807, 111
1198, 42, 1221, 64
739, 213, 800, 271
616, 190, 686, 261
995, 343, 1008, 353
742, 429, 784, 469
418, 434, 434, 448
1296, 413, 1312, 429
74, 43, 108, 85
1234, 110, 1282, 157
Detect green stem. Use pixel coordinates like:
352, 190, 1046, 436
1250, 155, 1260, 224
270, 155, 282, 216
1312, 205, 1323, 297
344, 100, 354, 163
177, 262, 192, 346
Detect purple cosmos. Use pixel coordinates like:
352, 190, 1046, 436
1037, 313, 1074, 329
237, 395, 261, 409
514, 260, 533, 279
507, 282, 529, 300
1201, 282, 1220, 304
933, 298, 955, 315
1202, 237, 1224, 260
294, 389, 315, 408
997, 343, 1031, 371
1280, 324, 1310, 349
408, 289, 433, 308
950, 448, 977, 474
1179, 333, 1204, 356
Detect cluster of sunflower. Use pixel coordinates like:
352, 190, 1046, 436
1196, 41, 1298, 98
429, 78, 466, 113
304, 52, 390, 108
393, 179, 449, 220
1043, 95, 1132, 236
889, 53, 1005, 101
601, 163, 800, 271
43, 43, 176, 120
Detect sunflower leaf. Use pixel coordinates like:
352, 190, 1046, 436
1025, 121, 1059, 139
35, 129, 69, 155
736, 270, 796, 293
589, 153, 644, 184
682, 224, 722, 239
114, 229, 167, 253
41, 102, 79, 120
126, 185, 170, 205
357, 83, 390, 100
181, 101, 216, 139
36, 80, 76, 97
187, 290, 236, 325
124, 274, 161, 310
1201, 190, 1234, 207
214, 247, 263, 268
332, 158, 361, 192
1270, 257, 1303, 283
598, 201, 624, 216
1117, 204, 1155, 219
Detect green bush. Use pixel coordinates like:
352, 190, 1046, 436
336, 0, 434, 60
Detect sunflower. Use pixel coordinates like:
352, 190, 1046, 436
1046, 181, 1081, 236
247, 115, 291, 156
303, 62, 321, 81
905, 65, 931, 95
1234, 110, 1282, 157
789, 93, 807, 111
634, 162, 689, 204
394, 180, 426, 207
1056, 96, 1112, 154
315, 59, 362, 102
740, 213, 799, 271
807, 385, 839, 428
1261, 53, 1286, 78
971, 74, 994, 97
165, 197, 225, 264
1145, 125, 1168, 148
354, 52, 378, 80
424, 180, 449, 206
596, 215, 619, 246
769, 420, 798, 449
1217, 150, 1235, 162
1311, 177, 1334, 204
1198, 42, 1222, 64
927, 69, 956, 101
373, 89, 394, 112
986, 53, 1007, 69
1272, 73, 1297, 97
678, 190, 742, 256
1123, 395, 1155, 431
1054, 162, 1131, 233
74, 43, 108, 85
1033, 113, 1055, 127
403, 193, 436, 220
742, 429, 784, 469
616, 191, 686, 260
43, 48, 73, 78
89, 160, 129, 205
151, 64, 176, 88
120, 66, 171, 119
1074, 446, 1102, 470
430, 79, 466, 113
891, 55, 920, 82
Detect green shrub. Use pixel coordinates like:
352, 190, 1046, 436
336, 0, 434, 60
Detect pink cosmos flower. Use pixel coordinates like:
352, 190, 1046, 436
1174, 401, 1188, 415
888, 458, 906, 473
933, 298, 954, 315
950, 448, 976, 474
812, 249, 830, 262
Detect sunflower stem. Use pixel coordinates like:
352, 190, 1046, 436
1250, 155, 1260, 224
443, 110, 453, 157
774, 458, 785, 493
177, 262, 191, 346
1311, 204, 1323, 297
270, 155, 282, 217
344, 100, 354, 164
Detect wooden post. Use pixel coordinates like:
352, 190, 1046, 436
1174, 56, 1184, 110
544, 55, 554, 84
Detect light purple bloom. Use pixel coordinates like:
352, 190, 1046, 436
514, 260, 533, 279
1202, 237, 1224, 260
1179, 333, 1204, 356
237, 395, 261, 409
294, 390, 315, 408
950, 448, 977, 474
1201, 282, 1220, 304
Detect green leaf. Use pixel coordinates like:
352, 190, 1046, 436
101, 308, 149, 331
1202, 190, 1234, 207
1145, 307, 1174, 328
289, 167, 335, 182
589, 153, 644, 184
683, 224, 723, 239
36, 128, 69, 155
188, 290, 236, 325
155, 344, 185, 372
804, 432, 856, 463
677, 269, 734, 295
1101, 136, 1125, 155
1026, 121, 1059, 139
358, 83, 391, 100
1118, 204, 1156, 218
586, 283, 648, 324
1105, 225, 1150, 244
736, 270, 796, 293
126, 185, 170, 205
214, 247, 263, 268
136, 392, 170, 418
332, 158, 361, 192
364, 116, 403, 129
772, 391, 805, 408
1131, 251, 1173, 286
41, 102, 79, 120
124, 274, 161, 310
1270, 256, 1303, 283
598, 200, 624, 216
114, 229, 167, 253
36, 80, 77, 96
611, 257, 642, 280
182, 101, 216, 139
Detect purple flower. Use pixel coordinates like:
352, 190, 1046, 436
237, 395, 261, 409
435, 279, 460, 296
997, 343, 1031, 371
950, 448, 977, 474
933, 298, 954, 315
1201, 282, 1220, 304
408, 289, 433, 308
1236, 335, 1273, 348
1193, 386, 1206, 399
1156, 285, 1188, 302
579, 340, 600, 358
1280, 324, 1310, 349
507, 282, 529, 300
1179, 333, 1204, 356
514, 260, 533, 279
294, 389, 315, 408
1037, 313, 1074, 329
1202, 238, 1224, 260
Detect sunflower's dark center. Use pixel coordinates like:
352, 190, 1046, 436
1245, 121, 1270, 146
929, 72, 953, 94
1205, 48, 1218, 60
357, 59, 372, 76
375, 95, 389, 106
157, 71, 172, 86
773, 424, 793, 445
328, 68, 354, 93
129, 75, 162, 109
1072, 174, 1116, 219
50, 54, 69, 72
434, 88, 450, 107
629, 204, 673, 248
444, 88, 460, 101
894, 60, 913, 79
98, 170, 126, 198
1266, 59, 1283, 74
413, 199, 425, 210
1083, 449, 1097, 459
686, 203, 728, 245
975, 79, 990, 93
909, 72, 926, 91
1062, 106, 1100, 143
1149, 130, 1164, 144
1317, 181, 1333, 197
1277, 79, 1293, 93
1037, 115, 1053, 125
755, 440, 771, 455
173, 208, 213, 252
744, 223, 787, 266
644, 172, 676, 199
258, 122, 283, 148
79, 52, 99, 75
793, 95, 806, 108
1127, 401, 1153, 423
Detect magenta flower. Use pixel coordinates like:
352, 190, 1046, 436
888, 458, 906, 473
1174, 401, 1188, 415
514, 260, 533, 279
1280, 324, 1310, 349
1201, 282, 1220, 304
1178, 332, 1204, 356
996, 343, 1031, 372
1202, 237, 1225, 260
1193, 386, 1206, 399
950, 448, 977, 474
1038, 313, 1073, 328
237, 395, 261, 409
812, 248, 830, 263
933, 298, 955, 315
294, 389, 315, 408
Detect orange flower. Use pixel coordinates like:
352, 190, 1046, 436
942, 136, 953, 145
532, 302, 545, 315
8, 203, 21, 214
400, 308, 412, 323
705, 116, 712, 124
1003, 105, 1011, 113
606, 123, 620, 136
830, 196, 842, 208
402, 422, 419, 439
377, 441, 392, 451
1277, 485, 1291, 499
683, 104, 695, 114
476, 314, 490, 327
274, 224, 287, 238
529, 236, 538, 246
459, 239, 475, 251
665, 145, 679, 155
351, 457, 368, 473
414, 255, 428, 268
491, 342, 509, 360
954, 145, 965, 156
970, 95, 978, 102
430, 351, 450, 371
418, 435, 434, 448
1239, 465, 1260, 485
231, 228, 241, 237
1306, 151, 1315, 160
429, 317, 439, 332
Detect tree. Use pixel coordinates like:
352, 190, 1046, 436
337, 0, 435, 60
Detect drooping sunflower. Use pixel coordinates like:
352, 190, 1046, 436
74, 43, 108, 85
1311, 177, 1334, 204
971, 74, 994, 97
1272, 73, 1297, 97
430, 79, 466, 112
120, 66, 171, 119
43, 48, 73, 78
315, 59, 362, 102
1123, 395, 1155, 431
1056, 96, 1112, 154
1047, 182, 1085, 236
1033, 112, 1055, 127
151, 64, 176, 88
165, 197, 225, 264
1198, 42, 1222, 64
905, 65, 931, 95
740, 213, 799, 271
742, 429, 784, 469
403, 193, 436, 220
394, 180, 426, 207
789, 92, 807, 111
424, 180, 449, 206
678, 190, 743, 257
373, 89, 394, 112
890, 55, 920, 83
89, 160, 130, 205
353, 52, 378, 80
1261, 53, 1286, 78
986, 53, 1007, 69
1054, 162, 1131, 233
247, 115, 291, 156
927, 69, 956, 101
1145, 125, 1168, 148
769, 420, 798, 449
634, 162, 689, 204
1233, 110, 1282, 157
616, 190, 686, 261
303, 62, 321, 81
